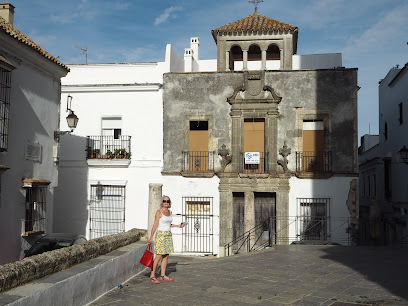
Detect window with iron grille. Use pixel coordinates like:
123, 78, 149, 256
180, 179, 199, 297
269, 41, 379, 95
89, 184, 125, 239
22, 187, 47, 235
297, 198, 330, 241
0, 66, 11, 151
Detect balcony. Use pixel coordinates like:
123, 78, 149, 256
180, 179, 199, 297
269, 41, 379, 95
296, 151, 332, 173
87, 136, 131, 160
240, 152, 269, 174
182, 151, 215, 174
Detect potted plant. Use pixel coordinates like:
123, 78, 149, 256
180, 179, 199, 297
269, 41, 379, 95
92, 149, 100, 158
106, 149, 113, 159
114, 148, 120, 158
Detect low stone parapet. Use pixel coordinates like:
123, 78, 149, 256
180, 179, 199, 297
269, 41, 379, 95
0, 228, 147, 293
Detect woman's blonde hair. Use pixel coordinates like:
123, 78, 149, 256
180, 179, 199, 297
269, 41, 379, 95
161, 195, 171, 208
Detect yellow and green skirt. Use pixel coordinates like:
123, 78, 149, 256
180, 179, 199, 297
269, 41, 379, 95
155, 231, 174, 255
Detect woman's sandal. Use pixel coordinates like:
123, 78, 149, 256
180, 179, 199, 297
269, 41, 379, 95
149, 277, 160, 284
158, 275, 174, 281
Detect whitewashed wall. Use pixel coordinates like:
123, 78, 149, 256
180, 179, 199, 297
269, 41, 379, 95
0, 45, 67, 264
379, 66, 408, 205
289, 177, 354, 244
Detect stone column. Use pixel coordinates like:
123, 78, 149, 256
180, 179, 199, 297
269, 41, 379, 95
243, 50, 248, 71
244, 191, 255, 251
219, 188, 233, 256
231, 110, 243, 172
225, 51, 230, 71
261, 50, 267, 70
148, 183, 163, 240
276, 186, 289, 244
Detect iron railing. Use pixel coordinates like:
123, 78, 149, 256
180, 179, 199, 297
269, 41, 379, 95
224, 216, 359, 256
225, 217, 273, 256
86, 135, 131, 159
182, 151, 215, 172
240, 152, 269, 173
296, 151, 332, 173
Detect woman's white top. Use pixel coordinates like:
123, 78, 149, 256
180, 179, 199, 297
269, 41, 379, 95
157, 209, 172, 231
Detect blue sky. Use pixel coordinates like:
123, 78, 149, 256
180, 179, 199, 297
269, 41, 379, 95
11, 0, 408, 139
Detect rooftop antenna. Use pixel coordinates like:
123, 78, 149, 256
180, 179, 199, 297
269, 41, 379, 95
249, 0, 263, 13
74, 44, 88, 64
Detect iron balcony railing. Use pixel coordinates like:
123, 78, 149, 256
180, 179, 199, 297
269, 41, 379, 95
240, 152, 269, 174
182, 151, 215, 172
87, 135, 131, 159
296, 151, 332, 173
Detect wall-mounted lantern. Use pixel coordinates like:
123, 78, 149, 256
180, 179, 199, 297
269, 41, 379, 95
399, 145, 408, 164
54, 95, 79, 141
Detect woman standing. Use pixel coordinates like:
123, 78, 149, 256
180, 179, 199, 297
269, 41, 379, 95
149, 195, 184, 283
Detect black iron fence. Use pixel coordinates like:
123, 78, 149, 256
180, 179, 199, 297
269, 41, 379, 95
296, 151, 332, 173
182, 151, 215, 172
225, 216, 360, 256
87, 135, 131, 159
240, 152, 269, 174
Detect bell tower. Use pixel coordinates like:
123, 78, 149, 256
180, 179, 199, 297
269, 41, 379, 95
211, 12, 298, 71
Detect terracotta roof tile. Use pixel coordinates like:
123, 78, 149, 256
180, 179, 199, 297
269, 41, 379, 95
0, 17, 69, 72
212, 12, 298, 41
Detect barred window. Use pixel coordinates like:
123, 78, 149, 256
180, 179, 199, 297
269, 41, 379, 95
297, 198, 330, 241
89, 184, 126, 239
0, 66, 11, 151
22, 187, 47, 235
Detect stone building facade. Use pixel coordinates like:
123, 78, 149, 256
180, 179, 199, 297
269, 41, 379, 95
162, 12, 359, 254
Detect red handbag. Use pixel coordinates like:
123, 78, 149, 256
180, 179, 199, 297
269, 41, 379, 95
139, 242, 154, 268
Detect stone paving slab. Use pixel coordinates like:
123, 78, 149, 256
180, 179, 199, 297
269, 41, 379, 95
91, 245, 408, 305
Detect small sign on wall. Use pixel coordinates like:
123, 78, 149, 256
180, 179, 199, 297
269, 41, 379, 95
25, 141, 42, 163
245, 152, 260, 164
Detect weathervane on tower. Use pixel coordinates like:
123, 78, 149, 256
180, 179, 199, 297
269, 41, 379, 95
249, 0, 263, 12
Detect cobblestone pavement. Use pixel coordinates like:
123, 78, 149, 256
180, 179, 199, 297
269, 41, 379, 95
91, 245, 408, 306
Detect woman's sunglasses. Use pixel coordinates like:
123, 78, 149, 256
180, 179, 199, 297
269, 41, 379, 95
163, 200, 170, 203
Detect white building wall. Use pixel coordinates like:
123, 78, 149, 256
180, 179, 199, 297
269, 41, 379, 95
292, 53, 342, 70
0, 46, 67, 264
379, 65, 408, 205
289, 177, 354, 244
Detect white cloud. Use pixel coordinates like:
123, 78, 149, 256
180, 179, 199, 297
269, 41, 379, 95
154, 6, 182, 26
341, 3, 408, 59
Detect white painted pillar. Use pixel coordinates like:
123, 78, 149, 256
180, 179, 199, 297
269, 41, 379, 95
261, 50, 267, 70
280, 49, 284, 70
243, 50, 248, 71
226, 51, 230, 71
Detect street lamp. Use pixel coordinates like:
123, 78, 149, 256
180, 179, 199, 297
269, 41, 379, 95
54, 95, 79, 140
399, 145, 408, 164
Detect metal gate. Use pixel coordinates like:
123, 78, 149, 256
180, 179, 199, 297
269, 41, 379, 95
89, 184, 126, 239
182, 197, 214, 254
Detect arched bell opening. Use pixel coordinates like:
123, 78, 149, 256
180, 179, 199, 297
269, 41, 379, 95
229, 45, 243, 71
266, 44, 280, 70
247, 44, 262, 70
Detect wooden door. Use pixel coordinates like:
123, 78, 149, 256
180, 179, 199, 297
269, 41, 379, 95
189, 121, 208, 171
302, 121, 324, 172
254, 193, 276, 246
244, 119, 265, 172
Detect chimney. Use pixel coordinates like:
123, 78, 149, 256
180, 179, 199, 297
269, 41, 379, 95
190, 37, 200, 61
0, 2, 15, 25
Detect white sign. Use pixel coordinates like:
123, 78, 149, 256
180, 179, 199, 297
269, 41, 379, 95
245, 152, 260, 164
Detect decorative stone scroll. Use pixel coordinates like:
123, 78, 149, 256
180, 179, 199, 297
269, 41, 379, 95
277, 141, 291, 173
218, 144, 232, 172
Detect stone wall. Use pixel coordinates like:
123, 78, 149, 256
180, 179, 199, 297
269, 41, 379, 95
0, 228, 147, 293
